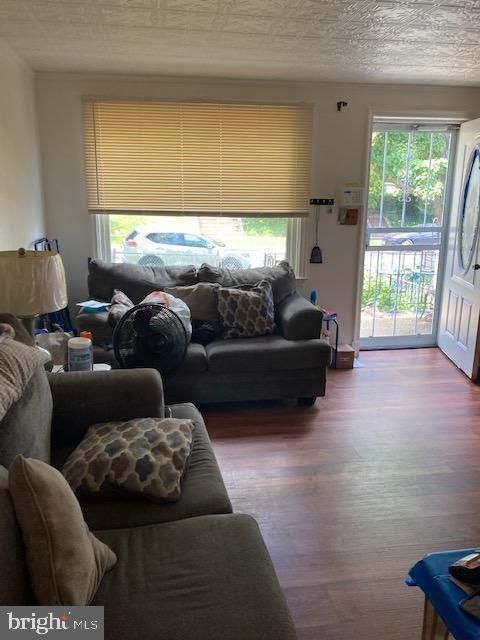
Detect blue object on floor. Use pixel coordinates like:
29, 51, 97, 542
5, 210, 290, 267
407, 548, 480, 639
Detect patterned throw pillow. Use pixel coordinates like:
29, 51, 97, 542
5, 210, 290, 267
62, 418, 195, 502
216, 279, 276, 339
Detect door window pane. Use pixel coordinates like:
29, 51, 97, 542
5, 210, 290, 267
459, 148, 480, 271
361, 250, 439, 338
368, 131, 451, 229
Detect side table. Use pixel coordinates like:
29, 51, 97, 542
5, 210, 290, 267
321, 310, 339, 368
52, 363, 112, 373
407, 548, 480, 640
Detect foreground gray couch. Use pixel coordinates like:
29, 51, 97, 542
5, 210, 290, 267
78, 259, 331, 405
0, 315, 297, 640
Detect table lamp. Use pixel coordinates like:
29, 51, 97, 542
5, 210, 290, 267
0, 249, 68, 334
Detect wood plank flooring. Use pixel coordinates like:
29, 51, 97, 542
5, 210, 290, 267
202, 348, 480, 639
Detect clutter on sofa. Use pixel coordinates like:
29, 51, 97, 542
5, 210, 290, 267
109, 288, 192, 338
78, 260, 331, 405
0, 314, 297, 640
113, 303, 189, 375
108, 289, 134, 327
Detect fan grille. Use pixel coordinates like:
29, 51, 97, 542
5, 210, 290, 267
113, 303, 187, 376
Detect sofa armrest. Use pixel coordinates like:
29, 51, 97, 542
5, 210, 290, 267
276, 292, 323, 340
48, 369, 165, 447
76, 311, 113, 344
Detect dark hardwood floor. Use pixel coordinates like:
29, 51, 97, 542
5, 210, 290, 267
202, 348, 480, 639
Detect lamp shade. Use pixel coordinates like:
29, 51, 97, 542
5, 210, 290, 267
0, 250, 67, 316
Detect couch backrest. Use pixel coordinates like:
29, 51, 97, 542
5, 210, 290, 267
87, 259, 297, 306
197, 261, 296, 304
0, 465, 34, 604
88, 259, 199, 304
0, 314, 52, 467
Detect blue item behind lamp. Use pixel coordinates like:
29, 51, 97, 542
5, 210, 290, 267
83, 305, 109, 314
309, 289, 317, 305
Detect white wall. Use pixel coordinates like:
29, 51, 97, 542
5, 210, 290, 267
0, 40, 45, 251
35, 73, 480, 344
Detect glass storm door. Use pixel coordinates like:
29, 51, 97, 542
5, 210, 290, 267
360, 123, 457, 349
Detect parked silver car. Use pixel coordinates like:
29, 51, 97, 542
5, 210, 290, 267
121, 226, 251, 269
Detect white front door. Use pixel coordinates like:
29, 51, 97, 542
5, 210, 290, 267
438, 118, 480, 379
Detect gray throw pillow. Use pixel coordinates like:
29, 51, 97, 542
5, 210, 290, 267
217, 279, 276, 339
198, 260, 295, 304
9, 456, 117, 606
0, 465, 33, 605
164, 283, 221, 324
63, 418, 195, 502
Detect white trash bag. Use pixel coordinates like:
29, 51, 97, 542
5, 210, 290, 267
141, 291, 192, 341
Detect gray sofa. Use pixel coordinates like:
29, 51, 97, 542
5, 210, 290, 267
0, 315, 296, 639
78, 259, 331, 405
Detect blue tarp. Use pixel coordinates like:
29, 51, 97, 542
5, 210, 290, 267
407, 548, 480, 640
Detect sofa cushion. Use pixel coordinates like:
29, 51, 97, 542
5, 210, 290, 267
179, 342, 207, 373
78, 311, 113, 345
165, 282, 221, 324
94, 514, 297, 640
88, 259, 198, 304
9, 456, 117, 606
0, 466, 33, 605
207, 335, 331, 373
54, 404, 232, 529
63, 417, 195, 502
198, 260, 296, 304
91, 342, 208, 372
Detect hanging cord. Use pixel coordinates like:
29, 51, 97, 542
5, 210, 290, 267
315, 205, 319, 244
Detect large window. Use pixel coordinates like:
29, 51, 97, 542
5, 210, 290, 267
83, 99, 312, 272
103, 214, 292, 269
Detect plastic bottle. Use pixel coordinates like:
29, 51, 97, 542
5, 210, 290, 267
68, 337, 93, 372
80, 331, 94, 368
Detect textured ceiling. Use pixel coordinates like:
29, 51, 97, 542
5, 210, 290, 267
0, 0, 479, 84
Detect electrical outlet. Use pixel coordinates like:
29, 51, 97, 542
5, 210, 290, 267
310, 198, 335, 206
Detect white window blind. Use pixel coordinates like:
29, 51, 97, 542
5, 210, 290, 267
82, 100, 312, 217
